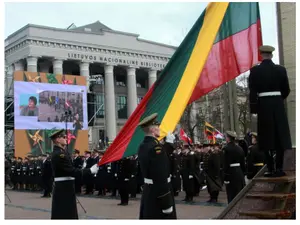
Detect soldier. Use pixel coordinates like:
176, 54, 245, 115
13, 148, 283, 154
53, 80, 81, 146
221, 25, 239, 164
223, 131, 246, 204
137, 113, 177, 219
10, 157, 17, 189
116, 157, 132, 206
36, 155, 43, 191
15, 157, 23, 190
27, 156, 35, 191
22, 157, 30, 190
72, 149, 83, 194
129, 155, 138, 198
83, 150, 94, 195
41, 153, 53, 197
247, 132, 265, 179
95, 151, 108, 196
181, 144, 200, 203
170, 148, 181, 197
92, 150, 100, 193
204, 144, 222, 203
249, 45, 292, 177
49, 129, 99, 219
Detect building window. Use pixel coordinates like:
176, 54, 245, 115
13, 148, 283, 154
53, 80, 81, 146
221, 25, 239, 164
137, 96, 143, 105
117, 96, 127, 119
95, 94, 105, 118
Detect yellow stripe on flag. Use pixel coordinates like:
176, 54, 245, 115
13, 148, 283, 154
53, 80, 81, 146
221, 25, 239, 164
159, 2, 229, 138
205, 121, 214, 129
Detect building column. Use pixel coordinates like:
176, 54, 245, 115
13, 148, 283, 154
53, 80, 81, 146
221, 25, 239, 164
26, 56, 38, 72
5, 65, 14, 95
14, 60, 24, 71
127, 66, 138, 116
104, 64, 117, 141
39, 61, 51, 73
53, 59, 63, 75
80, 61, 90, 92
148, 69, 157, 89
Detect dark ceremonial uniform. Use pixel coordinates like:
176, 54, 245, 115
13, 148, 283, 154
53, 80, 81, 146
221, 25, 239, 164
138, 137, 176, 219
72, 155, 83, 194
21, 161, 29, 190
170, 151, 181, 196
247, 143, 264, 179
204, 150, 222, 203
36, 159, 43, 190
42, 157, 53, 197
223, 141, 246, 204
181, 150, 200, 202
249, 46, 291, 175
84, 156, 94, 194
96, 162, 109, 196
10, 160, 17, 189
15, 160, 23, 189
51, 145, 93, 219
28, 161, 35, 190
129, 156, 138, 198
117, 157, 132, 205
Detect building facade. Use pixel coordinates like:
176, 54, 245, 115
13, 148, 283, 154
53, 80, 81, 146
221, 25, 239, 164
276, 2, 296, 147
5, 21, 176, 146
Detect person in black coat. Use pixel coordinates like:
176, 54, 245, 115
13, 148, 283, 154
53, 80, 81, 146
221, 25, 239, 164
10, 157, 17, 189
170, 148, 181, 197
137, 113, 177, 219
116, 157, 133, 206
49, 130, 99, 219
83, 150, 94, 195
247, 132, 265, 179
223, 131, 246, 204
41, 153, 53, 197
248, 45, 292, 177
72, 149, 83, 194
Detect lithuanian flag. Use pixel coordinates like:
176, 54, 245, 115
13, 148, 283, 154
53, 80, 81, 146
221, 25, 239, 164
99, 2, 262, 165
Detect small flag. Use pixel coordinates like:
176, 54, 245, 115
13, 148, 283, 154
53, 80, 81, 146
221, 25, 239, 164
65, 100, 71, 108
55, 97, 59, 104
179, 128, 193, 144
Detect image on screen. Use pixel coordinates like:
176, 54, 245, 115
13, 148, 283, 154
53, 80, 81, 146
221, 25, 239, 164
19, 94, 39, 117
14, 81, 88, 130
38, 91, 83, 125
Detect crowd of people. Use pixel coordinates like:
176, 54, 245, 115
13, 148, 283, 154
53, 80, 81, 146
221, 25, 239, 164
5, 130, 263, 206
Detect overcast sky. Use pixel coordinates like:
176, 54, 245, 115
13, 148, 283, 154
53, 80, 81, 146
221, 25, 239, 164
5, 2, 279, 63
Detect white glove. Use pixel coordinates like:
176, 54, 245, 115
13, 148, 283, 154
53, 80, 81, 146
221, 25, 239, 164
131, 175, 135, 178
114, 173, 117, 177
162, 206, 173, 214
124, 178, 129, 181
82, 161, 87, 168
165, 132, 175, 144
90, 164, 99, 174
189, 175, 193, 179
224, 181, 230, 184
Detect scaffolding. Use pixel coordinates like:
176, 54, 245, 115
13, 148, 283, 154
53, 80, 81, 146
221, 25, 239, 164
5, 67, 14, 156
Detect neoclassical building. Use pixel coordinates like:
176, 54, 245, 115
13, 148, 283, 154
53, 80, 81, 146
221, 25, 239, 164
5, 21, 176, 146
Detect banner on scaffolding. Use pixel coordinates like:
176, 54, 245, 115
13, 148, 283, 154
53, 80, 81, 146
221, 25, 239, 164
13, 71, 89, 157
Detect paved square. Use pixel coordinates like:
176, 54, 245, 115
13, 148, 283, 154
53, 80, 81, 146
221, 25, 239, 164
5, 190, 227, 219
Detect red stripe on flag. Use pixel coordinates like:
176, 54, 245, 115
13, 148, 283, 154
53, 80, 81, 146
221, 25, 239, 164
189, 20, 262, 103
99, 85, 155, 165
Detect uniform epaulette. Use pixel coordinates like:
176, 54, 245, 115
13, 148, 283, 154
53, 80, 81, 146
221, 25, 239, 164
154, 139, 159, 144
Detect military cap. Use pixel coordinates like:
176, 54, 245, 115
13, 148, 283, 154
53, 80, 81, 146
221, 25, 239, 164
225, 130, 237, 138
24, 157, 29, 160
74, 149, 80, 154
18, 157, 22, 160
84, 150, 91, 154
259, 45, 275, 53
251, 132, 258, 137
49, 129, 65, 139
138, 113, 160, 128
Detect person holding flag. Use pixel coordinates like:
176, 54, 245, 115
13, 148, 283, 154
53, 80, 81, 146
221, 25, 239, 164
137, 113, 177, 219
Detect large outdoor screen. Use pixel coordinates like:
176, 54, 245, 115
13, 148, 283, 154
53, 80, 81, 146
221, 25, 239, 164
13, 71, 89, 157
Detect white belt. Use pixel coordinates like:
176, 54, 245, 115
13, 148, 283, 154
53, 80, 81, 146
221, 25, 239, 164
230, 163, 240, 167
54, 177, 75, 182
144, 176, 171, 184
258, 91, 281, 97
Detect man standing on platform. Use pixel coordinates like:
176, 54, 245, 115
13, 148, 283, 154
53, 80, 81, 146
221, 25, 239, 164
49, 130, 99, 219
249, 45, 292, 177
137, 113, 177, 219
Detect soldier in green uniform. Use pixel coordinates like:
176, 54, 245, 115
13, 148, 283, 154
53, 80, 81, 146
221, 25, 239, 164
246, 132, 265, 179
49, 129, 99, 219
137, 113, 177, 219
